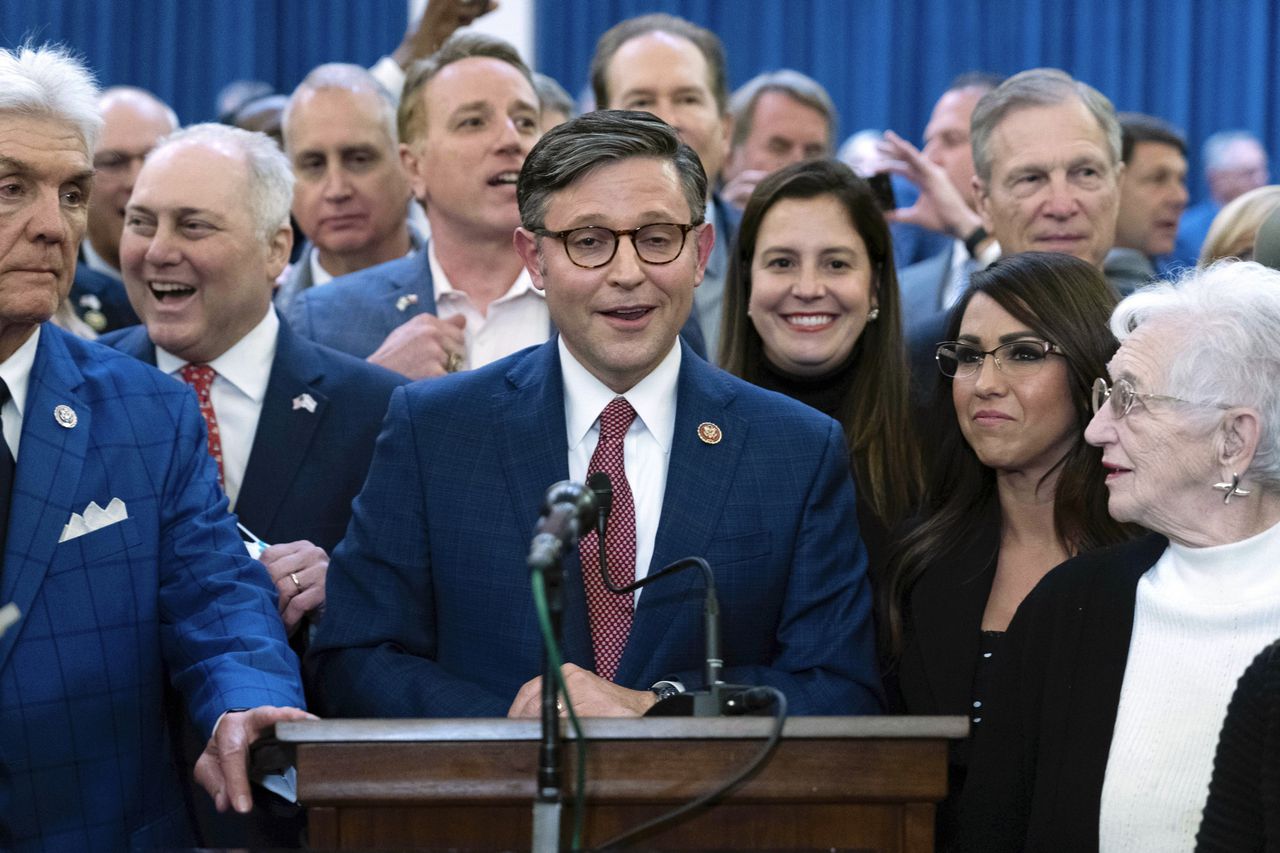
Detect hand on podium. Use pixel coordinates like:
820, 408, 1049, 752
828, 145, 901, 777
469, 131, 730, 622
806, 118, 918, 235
195, 705, 317, 813
507, 663, 658, 718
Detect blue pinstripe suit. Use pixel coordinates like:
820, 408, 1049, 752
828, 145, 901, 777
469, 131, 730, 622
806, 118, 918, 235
0, 325, 304, 852
309, 338, 882, 717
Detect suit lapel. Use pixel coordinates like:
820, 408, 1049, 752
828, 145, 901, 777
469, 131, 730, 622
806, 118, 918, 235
614, 349, 746, 686
236, 326, 327, 538
0, 327, 90, 671
494, 342, 590, 663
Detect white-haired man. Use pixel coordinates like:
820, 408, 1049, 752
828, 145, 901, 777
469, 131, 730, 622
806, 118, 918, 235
0, 46, 309, 851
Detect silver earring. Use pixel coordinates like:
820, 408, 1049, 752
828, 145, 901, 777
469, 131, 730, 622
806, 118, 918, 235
867, 307, 880, 322
1212, 473, 1252, 504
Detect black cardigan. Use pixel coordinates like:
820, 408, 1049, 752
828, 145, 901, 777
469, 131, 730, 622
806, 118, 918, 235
952, 532, 1169, 852
1196, 637, 1280, 852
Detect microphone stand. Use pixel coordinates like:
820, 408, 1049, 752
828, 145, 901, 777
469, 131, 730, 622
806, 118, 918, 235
529, 532, 570, 850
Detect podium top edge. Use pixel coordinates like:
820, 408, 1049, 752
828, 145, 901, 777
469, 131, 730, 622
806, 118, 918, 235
273, 715, 970, 743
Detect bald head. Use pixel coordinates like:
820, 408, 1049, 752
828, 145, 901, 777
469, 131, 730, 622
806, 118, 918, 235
88, 87, 179, 270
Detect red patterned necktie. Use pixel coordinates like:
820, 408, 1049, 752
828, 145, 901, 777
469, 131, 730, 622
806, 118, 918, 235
180, 363, 225, 488
581, 396, 638, 682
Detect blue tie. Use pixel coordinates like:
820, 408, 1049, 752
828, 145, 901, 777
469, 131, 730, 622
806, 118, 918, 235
0, 378, 14, 577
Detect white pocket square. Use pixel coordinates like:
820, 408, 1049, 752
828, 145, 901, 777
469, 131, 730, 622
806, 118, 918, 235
59, 498, 129, 543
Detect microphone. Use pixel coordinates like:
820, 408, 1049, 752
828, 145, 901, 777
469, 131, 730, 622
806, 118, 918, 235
527, 481, 599, 572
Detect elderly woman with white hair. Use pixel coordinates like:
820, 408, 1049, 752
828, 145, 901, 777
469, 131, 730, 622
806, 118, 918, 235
955, 260, 1280, 852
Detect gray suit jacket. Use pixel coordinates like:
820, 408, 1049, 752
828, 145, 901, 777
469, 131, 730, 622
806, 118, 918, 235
898, 244, 955, 329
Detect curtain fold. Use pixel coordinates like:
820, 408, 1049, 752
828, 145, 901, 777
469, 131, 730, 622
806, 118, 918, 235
536, 0, 1280, 203
0, 1, 405, 125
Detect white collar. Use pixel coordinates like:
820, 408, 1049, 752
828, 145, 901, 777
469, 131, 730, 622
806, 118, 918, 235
0, 326, 41, 416
81, 239, 123, 281
559, 336, 680, 455
308, 245, 335, 286
428, 239, 540, 303
156, 307, 279, 404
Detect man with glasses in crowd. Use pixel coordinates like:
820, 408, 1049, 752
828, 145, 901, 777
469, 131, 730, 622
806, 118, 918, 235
308, 110, 881, 719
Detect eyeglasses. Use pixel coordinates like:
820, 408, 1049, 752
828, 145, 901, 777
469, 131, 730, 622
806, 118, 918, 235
935, 339, 1063, 379
93, 150, 150, 173
1091, 377, 1233, 419
535, 223, 699, 269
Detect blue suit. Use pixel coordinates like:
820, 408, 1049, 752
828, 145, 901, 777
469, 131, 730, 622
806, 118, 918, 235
101, 319, 406, 553
68, 254, 138, 334
0, 325, 303, 852
283, 240, 708, 365
309, 339, 882, 718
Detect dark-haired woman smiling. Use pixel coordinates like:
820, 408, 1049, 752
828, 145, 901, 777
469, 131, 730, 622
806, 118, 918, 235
720, 159, 922, 566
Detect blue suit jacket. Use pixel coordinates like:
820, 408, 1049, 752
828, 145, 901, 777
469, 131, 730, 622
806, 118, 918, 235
309, 339, 881, 718
282, 239, 708, 364
101, 320, 406, 553
0, 326, 303, 852
68, 253, 139, 334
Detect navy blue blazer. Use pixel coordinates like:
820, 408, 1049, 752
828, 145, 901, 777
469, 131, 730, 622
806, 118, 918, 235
101, 319, 406, 553
0, 326, 303, 852
282, 239, 708, 365
309, 338, 882, 718
68, 253, 139, 333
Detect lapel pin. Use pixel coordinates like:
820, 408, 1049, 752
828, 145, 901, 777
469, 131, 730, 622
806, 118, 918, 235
54, 404, 78, 429
395, 293, 419, 312
697, 422, 722, 445
291, 393, 317, 413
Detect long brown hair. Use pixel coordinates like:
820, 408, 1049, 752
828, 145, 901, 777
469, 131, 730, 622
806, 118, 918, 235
881, 252, 1140, 657
720, 158, 922, 527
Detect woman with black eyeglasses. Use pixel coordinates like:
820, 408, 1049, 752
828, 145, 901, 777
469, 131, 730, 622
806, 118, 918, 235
956, 260, 1280, 851
880, 251, 1138, 843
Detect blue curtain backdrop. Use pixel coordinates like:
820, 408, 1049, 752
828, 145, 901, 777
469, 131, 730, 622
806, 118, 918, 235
0, 1, 406, 126
536, 0, 1280, 204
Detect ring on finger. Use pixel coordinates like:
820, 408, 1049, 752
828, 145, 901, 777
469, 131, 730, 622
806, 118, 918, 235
290, 571, 302, 591
446, 351, 464, 373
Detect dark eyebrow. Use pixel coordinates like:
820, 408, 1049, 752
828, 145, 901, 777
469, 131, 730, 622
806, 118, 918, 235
956, 331, 1041, 346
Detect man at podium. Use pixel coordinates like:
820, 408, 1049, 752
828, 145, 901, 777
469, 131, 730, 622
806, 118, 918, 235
309, 110, 881, 719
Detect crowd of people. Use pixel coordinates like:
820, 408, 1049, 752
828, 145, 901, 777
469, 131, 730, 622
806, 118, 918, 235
2, 3, 1280, 851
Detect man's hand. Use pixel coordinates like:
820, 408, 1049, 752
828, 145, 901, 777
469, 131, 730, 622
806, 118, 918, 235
507, 663, 658, 718
368, 313, 466, 380
392, 0, 498, 68
195, 706, 317, 814
878, 130, 984, 239
260, 540, 328, 635
720, 168, 772, 210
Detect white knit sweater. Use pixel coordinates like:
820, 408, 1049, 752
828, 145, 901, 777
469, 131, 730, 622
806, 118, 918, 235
1099, 520, 1280, 852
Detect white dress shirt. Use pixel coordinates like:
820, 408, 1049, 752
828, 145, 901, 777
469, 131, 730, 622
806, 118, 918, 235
430, 241, 548, 369
156, 308, 279, 510
560, 337, 680, 603
0, 327, 40, 458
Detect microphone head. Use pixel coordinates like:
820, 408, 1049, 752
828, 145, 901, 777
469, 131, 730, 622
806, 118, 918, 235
587, 471, 613, 517
543, 480, 598, 531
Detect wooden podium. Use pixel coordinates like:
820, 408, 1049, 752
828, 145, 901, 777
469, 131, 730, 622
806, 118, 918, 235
275, 716, 967, 851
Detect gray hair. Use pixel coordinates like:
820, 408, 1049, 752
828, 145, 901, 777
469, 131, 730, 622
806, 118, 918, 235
728, 69, 836, 151
517, 110, 706, 232
0, 43, 101, 152
532, 72, 574, 119
283, 63, 398, 149
971, 68, 1121, 183
1203, 129, 1266, 172
398, 32, 534, 145
1110, 260, 1280, 490
150, 123, 295, 242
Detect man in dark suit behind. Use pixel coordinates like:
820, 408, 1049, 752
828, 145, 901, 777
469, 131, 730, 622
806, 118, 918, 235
0, 45, 307, 852
590, 13, 741, 362
309, 110, 882, 719
102, 122, 404, 638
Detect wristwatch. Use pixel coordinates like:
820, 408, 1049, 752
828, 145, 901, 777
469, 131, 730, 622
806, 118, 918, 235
650, 681, 682, 702
964, 225, 989, 258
